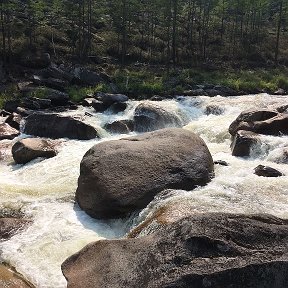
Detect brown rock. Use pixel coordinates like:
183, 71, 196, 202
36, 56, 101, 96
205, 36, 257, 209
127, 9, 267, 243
231, 130, 259, 157
62, 213, 288, 288
0, 123, 20, 140
76, 128, 214, 219
229, 109, 279, 136
0, 264, 34, 288
12, 138, 57, 164
254, 165, 284, 177
24, 113, 99, 140
134, 102, 182, 132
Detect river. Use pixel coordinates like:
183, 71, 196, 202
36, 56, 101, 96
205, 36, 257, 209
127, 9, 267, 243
0, 93, 288, 287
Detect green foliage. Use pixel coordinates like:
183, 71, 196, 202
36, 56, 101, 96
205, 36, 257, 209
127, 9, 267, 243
0, 85, 20, 109
113, 69, 164, 96
67, 84, 110, 103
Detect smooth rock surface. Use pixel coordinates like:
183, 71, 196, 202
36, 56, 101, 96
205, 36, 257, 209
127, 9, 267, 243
0, 264, 35, 288
0, 123, 20, 140
24, 113, 99, 140
231, 130, 259, 157
12, 138, 57, 164
254, 165, 284, 177
134, 102, 182, 132
76, 128, 214, 219
229, 109, 280, 136
62, 213, 288, 288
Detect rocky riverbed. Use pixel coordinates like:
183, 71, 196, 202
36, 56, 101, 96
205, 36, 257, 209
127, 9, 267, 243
0, 91, 288, 287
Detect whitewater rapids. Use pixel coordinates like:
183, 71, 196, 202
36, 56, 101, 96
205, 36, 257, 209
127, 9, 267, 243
0, 93, 287, 287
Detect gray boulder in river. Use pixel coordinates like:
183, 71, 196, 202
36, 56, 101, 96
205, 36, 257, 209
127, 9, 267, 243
134, 102, 182, 132
76, 128, 214, 219
62, 213, 288, 288
24, 113, 99, 140
12, 138, 57, 164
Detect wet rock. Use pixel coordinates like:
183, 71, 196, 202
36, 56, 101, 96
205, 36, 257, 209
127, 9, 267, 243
274, 148, 288, 164
150, 95, 165, 101
183, 89, 206, 96
20, 52, 51, 69
254, 114, 288, 136
76, 128, 214, 219
204, 104, 225, 115
81, 98, 94, 107
104, 120, 131, 134
134, 102, 182, 132
213, 85, 238, 96
12, 138, 57, 164
0, 123, 20, 140
0, 110, 11, 117
16, 107, 33, 117
91, 99, 107, 112
254, 165, 284, 177
229, 109, 279, 136
214, 160, 229, 166
96, 93, 129, 106
274, 88, 285, 95
62, 213, 288, 288
0, 218, 31, 240
109, 102, 127, 113
24, 113, 99, 140
0, 264, 35, 288
276, 104, 288, 114
231, 130, 259, 157
5, 113, 22, 130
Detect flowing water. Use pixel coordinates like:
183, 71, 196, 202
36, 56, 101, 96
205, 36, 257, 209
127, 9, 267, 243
0, 94, 288, 287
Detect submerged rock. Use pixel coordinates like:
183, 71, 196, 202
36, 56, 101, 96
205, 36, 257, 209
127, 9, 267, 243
134, 102, 182, 132
62, 213, 288, 288
0, 123, 20, 140
12, 138, 57, 164
0, 218, 31, 240
254, 165, 284, 177
76, 128, 214, 219
24, 113, 99, 140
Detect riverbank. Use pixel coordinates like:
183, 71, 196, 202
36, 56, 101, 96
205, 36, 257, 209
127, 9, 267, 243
1, 63, 288, 110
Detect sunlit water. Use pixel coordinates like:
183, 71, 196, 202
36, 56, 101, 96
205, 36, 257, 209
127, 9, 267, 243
0, 94, 288, 287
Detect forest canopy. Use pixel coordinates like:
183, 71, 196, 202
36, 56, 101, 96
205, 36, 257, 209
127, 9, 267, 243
0, 0, 287, 68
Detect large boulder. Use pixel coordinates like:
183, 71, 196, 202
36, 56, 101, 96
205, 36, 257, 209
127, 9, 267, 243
0, 123, 20, 140
229, 109, 279, 136
24, 113, 99, 140
134, 102, 182, 132
12, 138, 57, 164
76, 128, 214, 219
62, 213, 288, 288
231, 130, 259, 157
